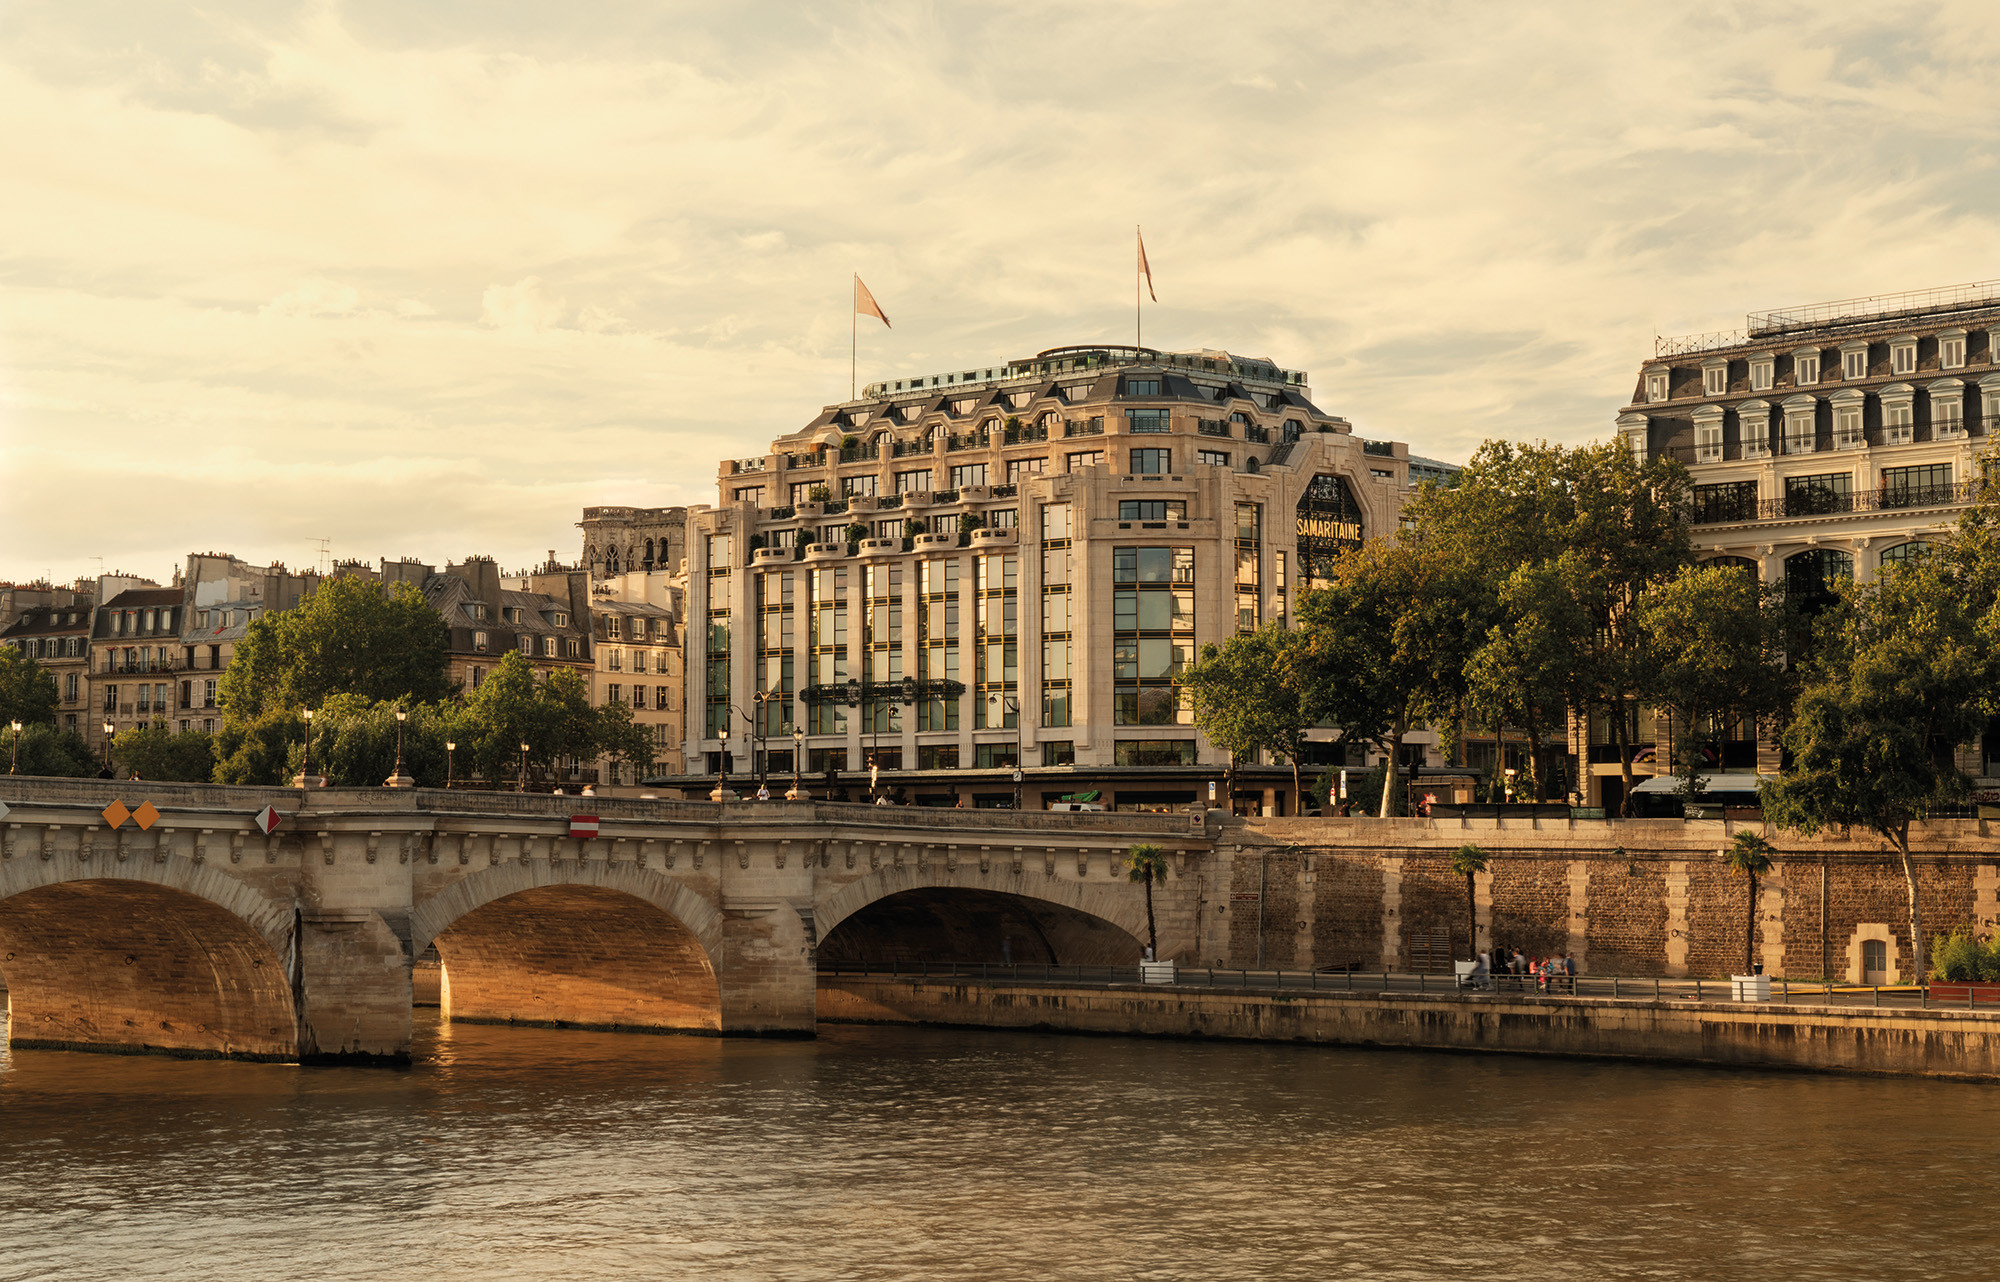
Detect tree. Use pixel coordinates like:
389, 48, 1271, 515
11, 724, 100, 778
1724, 831, 1776, 977
1636, 564, 1792, 802
212, 706, 307, 786
219, 575, 451, 721
110, 724, 216, 782
1180, 624, 1324, 813
456, 651, 548, 785
596, 697, 657, 782
1125, 844, 1170, 960
1761, 555, 1986, 990
1449, 843, 1488, 961
0, 648, 60, 726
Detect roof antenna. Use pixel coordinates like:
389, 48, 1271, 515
312, 537, 331, 575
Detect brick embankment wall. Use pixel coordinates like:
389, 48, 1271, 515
818, 976, 2000, 1081
1211, 818, 2000, 984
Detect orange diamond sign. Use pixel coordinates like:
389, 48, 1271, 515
132, 802, 159, 831
101, 800, 131, 829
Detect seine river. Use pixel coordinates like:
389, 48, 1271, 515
0, 1012, 1993, 1281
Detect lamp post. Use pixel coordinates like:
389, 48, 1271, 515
445, 740, 456, 790
519, 741, 531, 792
789, 725, 805, 800
8, 720, 21, 775
102, 719, 115, 773
1012, 766, 1023, 811
385, 707, 414, 788
299, 707, 316, 789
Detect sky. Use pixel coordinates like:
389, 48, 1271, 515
4, 0, 2000, 588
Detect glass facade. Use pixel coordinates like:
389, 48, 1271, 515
808, 566, 848, 735
974, 553, 1018, 729
918, 558, 959, 731
703, 534, 731, 740
1113, 547, 1193, 726
1040, 503, 1072, 728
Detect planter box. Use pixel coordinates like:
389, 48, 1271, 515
1928, 980, 2000, 1001
1139, 961, 1177, 985
1731, 974, 1771, 1002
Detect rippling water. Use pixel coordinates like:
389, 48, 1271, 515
1, 1011, 1994, 1280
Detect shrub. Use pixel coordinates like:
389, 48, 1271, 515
1931, 930, 1983, 982
807, 485, 831, 502
845, 523, 868, 543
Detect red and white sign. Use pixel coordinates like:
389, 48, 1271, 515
569, 814, 600, 839
253, 805, 282, 836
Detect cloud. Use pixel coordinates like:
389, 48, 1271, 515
3, 0, 2000, 586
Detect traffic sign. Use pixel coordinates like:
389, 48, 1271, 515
132, 802, 159, 831
253, 805, 281, 835
569, 814, 600, 839
0, 800, 10, 822
101, 800, 131, 829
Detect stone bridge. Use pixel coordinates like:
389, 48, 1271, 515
0, 779, 1209, 1063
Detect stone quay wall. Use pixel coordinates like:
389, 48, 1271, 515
1211, 816, 2000, 984
819, 976, 2000, 1081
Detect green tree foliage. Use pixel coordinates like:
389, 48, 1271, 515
0, 648, 61, 726
212, 707, 307, 786
595, 696, 657, 780
1449, 843, 1488, 960
110, 724, 217, 782
1179, 624, 1324, 812
1760, 550, 1988, 989
219, 575, 451, 721
10, 724, 101, 778
1930, 930, 2000, 983
1724, 831, 1776, 976
1636, 564, 1793, 800
1125, 844, 1171, 960
457, 650, 545, 785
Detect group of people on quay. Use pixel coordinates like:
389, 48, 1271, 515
1468, 948, 1579, 993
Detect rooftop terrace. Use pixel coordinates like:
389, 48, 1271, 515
1656, 278, 2000, 358
861, 344, 1307, 400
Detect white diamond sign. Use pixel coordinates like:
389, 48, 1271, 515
253, 805, 281, 835
0, 800, 9, 822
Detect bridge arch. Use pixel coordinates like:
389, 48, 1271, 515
0, 858, 295, 1060
816, 868, 1153, 967
413, 862, 723, 1034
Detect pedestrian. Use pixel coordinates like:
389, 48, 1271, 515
1563, 952, 1578, 994
757, 782, 771, 801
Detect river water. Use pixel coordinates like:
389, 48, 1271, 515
0, 1012, 1992, 1281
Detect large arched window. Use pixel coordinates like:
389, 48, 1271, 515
644, 538, 656, 568
1295, 474, 1365, 588
1703, 555, 1759, 576
1785, 547, 1852, 614
1880, 541, 1932, 571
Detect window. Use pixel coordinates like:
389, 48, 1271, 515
469, 602, 488, 621
989, 508, 1017, 529
1005, 457, 1046, 484
1124, 378, 1161, 396
1833, 397, 1864, 449
204, 679, 216, 708
1842, 346, 1868, 380
566, 638, 581, 658
1692, 481, 1757, 524
541, 636, 557, 657
1891, 339, 1916, 375
655, 687, 671, 710
471, 666, 484, 689
1785, 472, 1852, 516
473, 630, 488, 651
1067, 451, 1104, 471
895, 469, 932, 493
808, 747, 848, 774
1795, 352, 1820, 385
1941, 333, 1967, 370
518, 636, 533, 654
1881, 541, 1932, 569
1114, 740, 1198, 766
607, 648, 623, 672
1881, 463, 1952, 509
1882, 395, 1914, 445
1119, 500, 1187, 521
974, 554, 1018, 729
1694, 413, 1723, 463
607, 684, 623, 704
1645, 370, 1669, 403
1739, 403, 1771, 457
503, 607, 520, 624
631, 684, 645, 707
1783, 403, 1816, 454
950, 463, 988, 489
790, 482, 818, 505
1113, 547, 1194, 725
551, 611, 569, 627
1750, 358, 1774, 392
842, 474, 877, 498
1041, 741, 1074, 767
1128, 408, 1171, 433
1932, 383, 1966, 438
734, 485, 765, 506
1702, 362, 1728, 396
196, 610, 209, 629
1197, 450, 1230, 468
1130, 448, 1171, 474
973, 743, 1019, 769
917, 744, 959, 770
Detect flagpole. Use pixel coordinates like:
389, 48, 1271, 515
1135, 225, 1142, 348
851, 276, 857, 401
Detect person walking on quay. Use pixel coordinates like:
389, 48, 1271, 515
1562, 953, 1578, 995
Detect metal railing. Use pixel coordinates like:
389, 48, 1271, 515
1063, 419, 1105, 437
818, 961, 2000, 1011
1747, 278, 2000, 336
892, 439, 931, 457
1361, 439, 1396, 456
1196, 419, 1231, 437
1688, 479, 1984, 524
1244, 424, 1271, 443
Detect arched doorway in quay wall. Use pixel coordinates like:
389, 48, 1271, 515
0, 878, 295, 1060
816, 887, 1146, 968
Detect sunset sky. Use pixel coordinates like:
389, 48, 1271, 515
4, 1, 1999, 587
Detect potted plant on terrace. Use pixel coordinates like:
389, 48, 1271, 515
1929, 930, 2000, 1001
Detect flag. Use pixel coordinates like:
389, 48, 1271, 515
1137, 228, 1156, 302
854, 274, 891, 328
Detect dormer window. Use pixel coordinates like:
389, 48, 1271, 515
1795, 351, 1820, 385
518, 636, 533, 654
1931, 379, 1967, 439
1842, 344, 1869, 380
605, 616, 622, 639
1124, 377, 1162, 396
1702, 361, 1728, 396
552, 611, 569, 627
503, 606, 522, 624
1645, 370, 1669, 403
1693, 407, 1724, 463
1750, 357, 1774, 392
1881, 385, 1915, 445
1940, 331, 1967, 370
468, 602, 488, 621
473, 630, 489, 651
1890, 337, 1917, 376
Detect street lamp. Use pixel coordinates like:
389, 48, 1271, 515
385, 707, 414, 788
300, 708, 316, 789
102, 719, 115, 772
445, 740, 456, 790
8, 720, 21, 775
1012, 765, 1024, 811
789, 725, 805, 800
518, 741, 531, 792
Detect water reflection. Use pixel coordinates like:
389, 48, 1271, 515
1, 1012, 1994, 1281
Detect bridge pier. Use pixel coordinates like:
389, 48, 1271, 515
296, 907, 413, 1064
